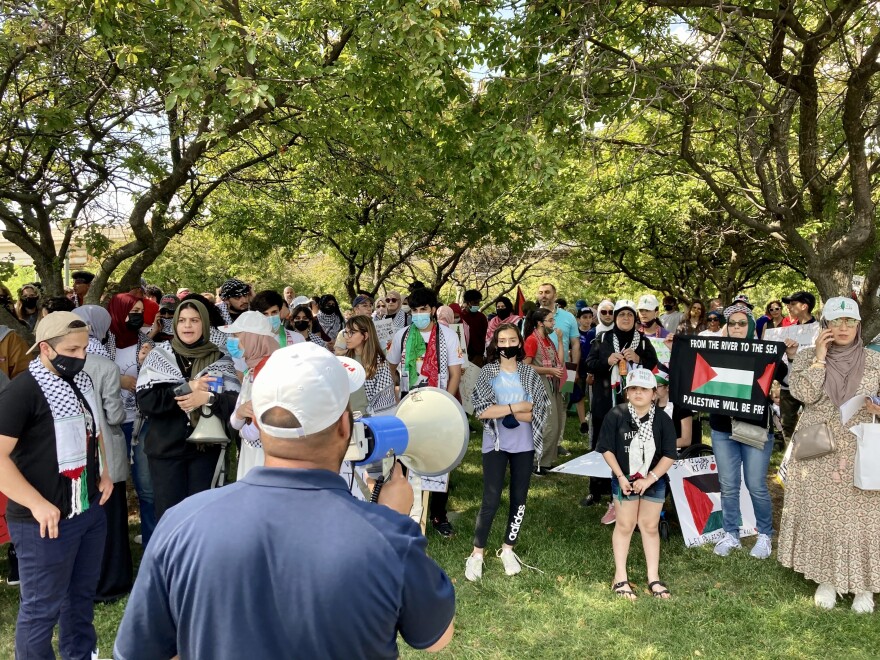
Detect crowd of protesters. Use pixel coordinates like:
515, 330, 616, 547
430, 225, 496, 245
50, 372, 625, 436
1, 273, 879, 658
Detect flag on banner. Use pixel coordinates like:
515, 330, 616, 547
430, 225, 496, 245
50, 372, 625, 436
515, 286, 526, 317
669, 335, 784, 421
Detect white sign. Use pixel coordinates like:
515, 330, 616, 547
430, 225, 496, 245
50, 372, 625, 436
649, 337, 672, 365
409, 471, 449, 493
459, 364, 479, 415
551, 451, 612, 478
668, 455, 757, 547
763, 324, 819, 351
374, 318, 395, 353
448, 323, 468, 353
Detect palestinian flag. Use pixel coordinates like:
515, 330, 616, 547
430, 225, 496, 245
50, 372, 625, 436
669, 335, 784, 421
683, 472, 725, 536
515, 286, 526, 317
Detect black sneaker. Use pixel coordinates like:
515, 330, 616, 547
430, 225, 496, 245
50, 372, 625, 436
580, 422, 589, 435
579, 494, 599, 507
432, 518, 455, 538
558, 446, 571, 457
7, 545, 19, 586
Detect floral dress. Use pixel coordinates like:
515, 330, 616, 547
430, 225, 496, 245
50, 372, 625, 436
777, 347, 880, 593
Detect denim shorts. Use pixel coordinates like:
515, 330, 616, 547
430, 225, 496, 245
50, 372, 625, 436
611, 475, 668, 504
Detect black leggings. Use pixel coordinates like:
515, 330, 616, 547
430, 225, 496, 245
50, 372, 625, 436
473, 450, 534, 548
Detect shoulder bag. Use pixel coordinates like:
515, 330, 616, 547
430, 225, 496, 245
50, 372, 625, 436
731, 419, 769, 449
791, 421, 834, 461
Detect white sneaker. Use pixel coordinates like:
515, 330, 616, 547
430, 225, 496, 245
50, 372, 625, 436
713, 532, 742, 557
852, 591, 874, 614
749, 534, 772, 559
814, 583, 837, 610
497, 548, 522, 576
465, 554, 484, 582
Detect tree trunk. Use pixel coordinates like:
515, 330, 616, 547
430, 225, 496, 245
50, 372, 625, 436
0, 306, 34, 347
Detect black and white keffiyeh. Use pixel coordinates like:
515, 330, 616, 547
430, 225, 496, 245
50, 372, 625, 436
216, 302, 233, 325
611, 330, 642, 404
363, 361, 396, 414
390, 308, 409, 330
29, 359, 99, 517
472, 361, 550, 455
316, 311, 342, 340
626, 402, 656, 477
86, 337, 113, 360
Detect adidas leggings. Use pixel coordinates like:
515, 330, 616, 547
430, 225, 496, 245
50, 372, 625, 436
473, 449, 534, 548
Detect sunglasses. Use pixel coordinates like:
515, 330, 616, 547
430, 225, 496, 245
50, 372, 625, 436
827, 318, 859, 328
708, 318, 721, 323
769, 307, 781, 312
600, 310, 613, 315
385, 298, 398, 303
727, 319, 749, 328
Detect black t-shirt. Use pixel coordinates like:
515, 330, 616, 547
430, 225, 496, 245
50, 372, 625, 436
661, 403, 693, 442
596, 403, 678, 476
0, 369, 100, 523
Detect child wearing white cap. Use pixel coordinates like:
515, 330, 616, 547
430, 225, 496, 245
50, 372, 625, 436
596, 367, 678, 600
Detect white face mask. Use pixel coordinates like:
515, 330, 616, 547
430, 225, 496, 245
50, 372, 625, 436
401, 304, 411, 314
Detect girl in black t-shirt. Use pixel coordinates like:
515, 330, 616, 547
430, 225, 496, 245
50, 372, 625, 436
597, 368, 677, 599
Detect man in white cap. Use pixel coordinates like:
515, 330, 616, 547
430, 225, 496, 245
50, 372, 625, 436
0, 311, 114, 658
115, 342, 455, 659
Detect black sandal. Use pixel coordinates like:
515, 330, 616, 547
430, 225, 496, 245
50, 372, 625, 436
648, 580, 671, 598
612, 581, 637, 599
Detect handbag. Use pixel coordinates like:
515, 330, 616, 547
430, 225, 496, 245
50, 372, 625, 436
731, 419, 769, 449
791, 421, 835, 461
851, 415, 880, 491
187, 405, 231, 445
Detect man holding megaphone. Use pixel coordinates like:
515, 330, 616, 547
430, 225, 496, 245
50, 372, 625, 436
115, 343, 455, 659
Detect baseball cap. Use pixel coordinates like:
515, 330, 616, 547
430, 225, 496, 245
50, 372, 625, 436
821, 296, 861, 322
637, 294, 660, 311
782, 291, 816, 310
613, 299, 637, 316
290, 295, 311, 308
352, 294, 372, 308
159, 295, 178, 312
29, 311, 90, 353
625, 368, 657, 390
176, 288, 190, 299
577, 307, 593, 318
707, 310, 724, 321
251, 343, 366, 439
218, 310, 275, 337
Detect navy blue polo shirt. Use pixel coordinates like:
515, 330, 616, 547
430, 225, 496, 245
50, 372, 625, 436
114, 468, 455, 659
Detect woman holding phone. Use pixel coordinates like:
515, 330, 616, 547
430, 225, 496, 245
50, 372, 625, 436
778, 297, 880, 613
136, 300, 240, 519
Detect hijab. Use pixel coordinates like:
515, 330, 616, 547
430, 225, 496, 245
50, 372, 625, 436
436, 305, 454, 327
239, 331, 280, 370
171, 300, 220, 377
73, 305, 111, 342
596, 299, 614, 333
824, 323, 866, 407
108, 293, 140, 349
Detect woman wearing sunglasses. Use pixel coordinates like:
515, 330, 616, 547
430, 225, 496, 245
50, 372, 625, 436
778, 297, 880, 613
708, 302, 792, 561
755, 300, 785, 339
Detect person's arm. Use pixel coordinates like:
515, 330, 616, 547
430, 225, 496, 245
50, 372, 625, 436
445, 363, 461, 396
602, 451, 633, 496
789, 346, 825, 405
6, 331, 29, 378
569, 328, 580, 366
137, 383, 181, 416
96, 431, 113, 505
0, 434, 62, 538
479, 401, 532, 420
676, 412, 693, 448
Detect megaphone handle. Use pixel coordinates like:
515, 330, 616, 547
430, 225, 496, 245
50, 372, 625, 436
369, 475, 386, 504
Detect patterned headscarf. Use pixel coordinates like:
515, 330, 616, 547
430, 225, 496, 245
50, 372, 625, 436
219, 278, 251, 300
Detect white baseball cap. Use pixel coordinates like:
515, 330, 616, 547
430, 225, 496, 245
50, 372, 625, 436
290, 295, 312, 308
613, 299, 638, 316
625, 367, 657, 390
218, 310, 275, 337
822, 296, 861, 322
251, 343, 366, 439
637, 294, 659, 311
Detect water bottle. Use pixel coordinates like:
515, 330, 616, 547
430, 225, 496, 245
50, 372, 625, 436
207, 370, 224, 394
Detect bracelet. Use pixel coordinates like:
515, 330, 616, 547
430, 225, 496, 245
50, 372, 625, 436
811, 361, 826, 369
649, 470, 659, 482
509, 404, 514, 415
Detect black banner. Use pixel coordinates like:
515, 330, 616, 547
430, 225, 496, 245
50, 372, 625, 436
669, 335, 785, 421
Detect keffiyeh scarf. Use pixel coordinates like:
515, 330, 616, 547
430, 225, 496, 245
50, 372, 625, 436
364, 361, 396, 414
86, 337, 113, 360
29, 359, 98, 517
626, 402, 656, 478
390, 308, 409, 330
317, 311, 342, 340
472, 361, 550, 455
611, 331, 641, 404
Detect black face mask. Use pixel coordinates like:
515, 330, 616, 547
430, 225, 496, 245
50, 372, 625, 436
320, 303, 337, 313
498, 345, 520, 359
497, 308, 512, 320
49, 350, 86, 379
642, 318, 658, 327
125, 313, 144, 330
293, 320, 310, 331
21, 297, 38, 310
664, 304, 675, 311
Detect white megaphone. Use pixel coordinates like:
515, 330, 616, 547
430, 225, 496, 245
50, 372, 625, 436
345, 387, 470, 477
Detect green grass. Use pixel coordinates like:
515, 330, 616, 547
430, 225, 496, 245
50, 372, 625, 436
2, 416, 879, 659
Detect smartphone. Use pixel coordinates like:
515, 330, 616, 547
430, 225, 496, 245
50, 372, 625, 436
173, 382, 192, 397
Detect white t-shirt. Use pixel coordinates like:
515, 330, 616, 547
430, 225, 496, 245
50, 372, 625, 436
698, 329, 724, 337
387, 324, 464, 392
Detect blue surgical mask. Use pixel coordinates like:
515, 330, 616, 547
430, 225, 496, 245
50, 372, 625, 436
269, 315, 282, 332
412, 313, 431, 330
470, 306, 480, 313
225, 337, 244, 359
